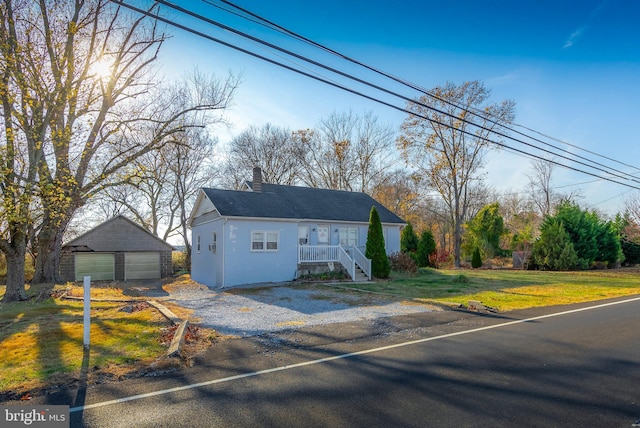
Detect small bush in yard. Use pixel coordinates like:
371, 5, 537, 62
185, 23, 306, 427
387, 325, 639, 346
417, 230, 437, 267
388, 252, 418, 274
471, 247, 483, 268
298, 270, 348, 281
401, 222, 419, 253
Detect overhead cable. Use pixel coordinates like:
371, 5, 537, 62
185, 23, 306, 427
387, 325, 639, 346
154, 0, 640, 186
110, 0, 640, 191
208, 0, 640, 177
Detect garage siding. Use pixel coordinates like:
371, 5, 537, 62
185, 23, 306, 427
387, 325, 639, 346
75, 253, 115, 281
125, 252, 161, 280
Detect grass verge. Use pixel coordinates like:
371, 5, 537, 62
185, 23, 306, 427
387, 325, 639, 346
0, 281, 217, 399
350, 267, 640, 311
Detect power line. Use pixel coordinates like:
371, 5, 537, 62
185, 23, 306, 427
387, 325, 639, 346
151, 0, 640, 187
207, 0, 640, 178
110, 0, 640, 192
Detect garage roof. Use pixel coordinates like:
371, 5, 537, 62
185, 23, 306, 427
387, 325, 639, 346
63, 216, 174, 252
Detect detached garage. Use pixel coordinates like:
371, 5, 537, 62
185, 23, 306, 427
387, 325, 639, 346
60, 216, 174, 282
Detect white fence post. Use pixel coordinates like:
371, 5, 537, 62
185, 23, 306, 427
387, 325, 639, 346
83, 276, 91, 349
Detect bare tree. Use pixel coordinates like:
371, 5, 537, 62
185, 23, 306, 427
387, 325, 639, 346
103, 127, 218, 269
294, 111, 396, 193
0, 0, 238, 300
623, 192, 640, 231
222, 123, 300, 188
398, 81, 515, 267
1, 0, 61, 300
498, 190, 540, 252
527, 157, 556, 217
527, 156, 582, 217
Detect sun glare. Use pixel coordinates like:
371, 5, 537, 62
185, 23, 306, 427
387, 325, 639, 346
92, 59, 112, 79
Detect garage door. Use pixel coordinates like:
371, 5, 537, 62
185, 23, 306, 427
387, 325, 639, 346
75, 253, 114, 281
125, 252, 160, 280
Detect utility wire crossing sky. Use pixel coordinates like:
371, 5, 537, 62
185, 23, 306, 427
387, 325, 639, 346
121, 0, 640, 214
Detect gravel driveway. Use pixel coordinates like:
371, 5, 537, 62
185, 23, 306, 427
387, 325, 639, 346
161, 282, 440, 337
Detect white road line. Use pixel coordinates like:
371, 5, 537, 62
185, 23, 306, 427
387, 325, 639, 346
70, 296, 640, 413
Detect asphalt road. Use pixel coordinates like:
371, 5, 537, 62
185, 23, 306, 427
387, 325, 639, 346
47, 297, 640, 427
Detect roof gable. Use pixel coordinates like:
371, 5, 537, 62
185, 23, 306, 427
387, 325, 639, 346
63, 215, 174, 252
198, 183, 404, 224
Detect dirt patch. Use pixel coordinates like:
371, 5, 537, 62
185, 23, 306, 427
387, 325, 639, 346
162, 275, 210, 294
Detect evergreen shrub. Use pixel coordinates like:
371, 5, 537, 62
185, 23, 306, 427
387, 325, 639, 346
366, 206, 391, 278
471, 247, 482, 268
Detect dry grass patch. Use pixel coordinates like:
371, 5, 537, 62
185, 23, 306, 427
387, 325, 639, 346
0, 282, 221, 399
162, 274, 207, 293
276, 320, 306, 327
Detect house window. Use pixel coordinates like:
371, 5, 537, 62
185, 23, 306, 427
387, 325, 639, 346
196, 235, 201, 253
251, 230, 279, 252
298, 226, 309, 245
210, 232, 217, 253
339, 227, 358, 247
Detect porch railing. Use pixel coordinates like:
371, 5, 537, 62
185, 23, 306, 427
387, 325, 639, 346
298, 245, 340, 263
351, 246, 372, 280
299, 245, 371, 281
338, 246, 355, 280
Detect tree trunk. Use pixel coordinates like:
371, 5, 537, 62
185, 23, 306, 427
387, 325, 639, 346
32, 217, 68, 284
185, 242, 192, 274
454, 219, 462, 268
181, 223, 192, 273
453, 194, 462, 268
2, 240, 28, 302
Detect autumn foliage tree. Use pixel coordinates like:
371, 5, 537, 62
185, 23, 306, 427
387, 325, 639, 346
398, 81, 515, 268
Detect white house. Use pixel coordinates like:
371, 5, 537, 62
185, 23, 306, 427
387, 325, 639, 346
189, 168, 405, 288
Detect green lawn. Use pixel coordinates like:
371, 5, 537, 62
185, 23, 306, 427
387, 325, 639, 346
2, 270, 639, 397
348, 268, 640, 311
0, 283, 181, 397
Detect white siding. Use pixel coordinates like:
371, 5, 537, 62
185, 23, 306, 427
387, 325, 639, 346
190, 216, 404, 288
191, 218, 224, 287
191, 210, 220, 226
384, 224, 402, 254
223, 219, 298, 287
192, 194, 217, 219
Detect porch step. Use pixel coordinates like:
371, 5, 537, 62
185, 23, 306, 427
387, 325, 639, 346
352, 266, 369, 282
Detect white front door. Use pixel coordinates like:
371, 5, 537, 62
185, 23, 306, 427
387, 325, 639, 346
317, 225, 330, 245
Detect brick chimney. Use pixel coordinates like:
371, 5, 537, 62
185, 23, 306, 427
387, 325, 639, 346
252, 166, 263, 192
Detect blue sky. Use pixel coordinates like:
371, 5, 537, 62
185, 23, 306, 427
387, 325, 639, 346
151, 0, 640, 216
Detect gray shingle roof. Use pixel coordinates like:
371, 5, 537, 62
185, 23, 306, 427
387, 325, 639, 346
202, 183, 404, 224
63, 215, 174, 251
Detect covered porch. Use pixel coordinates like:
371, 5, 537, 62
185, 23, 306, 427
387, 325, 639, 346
298, 245, 371, 281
